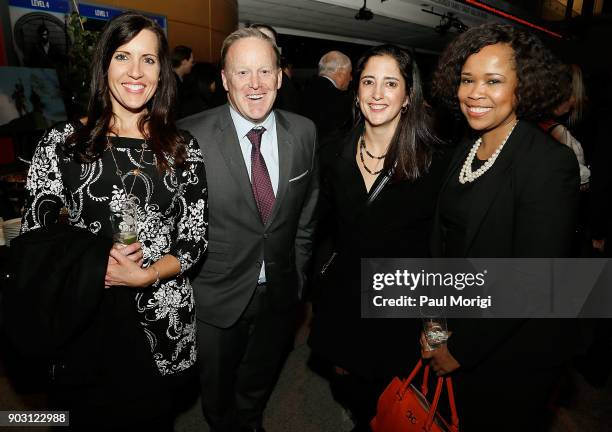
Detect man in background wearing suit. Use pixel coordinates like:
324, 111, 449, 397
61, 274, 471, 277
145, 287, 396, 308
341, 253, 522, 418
301, 50, 353, 139
178, 28, 318, 432
249, 23, 301, 114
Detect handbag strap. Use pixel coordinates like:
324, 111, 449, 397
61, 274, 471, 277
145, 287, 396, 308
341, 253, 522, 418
424, 376, 460, 432
366, 165, 395, 207
400, 359, 423, 395
421, 361, 430, 396
446, 377, 459, 432
402, 359, 460, 432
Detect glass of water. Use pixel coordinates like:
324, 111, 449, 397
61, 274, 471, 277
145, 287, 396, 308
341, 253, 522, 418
422, 315, 449, 351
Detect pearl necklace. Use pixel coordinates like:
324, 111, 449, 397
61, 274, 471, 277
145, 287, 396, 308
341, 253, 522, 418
458, 120, 518, 184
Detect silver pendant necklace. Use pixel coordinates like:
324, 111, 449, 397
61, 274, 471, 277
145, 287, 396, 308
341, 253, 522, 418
106, 135, 147, 202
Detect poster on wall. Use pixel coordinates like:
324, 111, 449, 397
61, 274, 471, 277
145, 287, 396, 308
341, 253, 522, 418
8, 0, 70, 68
0, 66, 66, 125
0, 66, 66, 162
8, 0, 167, 67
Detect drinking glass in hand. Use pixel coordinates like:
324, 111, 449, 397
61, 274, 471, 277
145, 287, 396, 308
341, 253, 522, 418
110, 201, 138, 245
422, 316, 449, 351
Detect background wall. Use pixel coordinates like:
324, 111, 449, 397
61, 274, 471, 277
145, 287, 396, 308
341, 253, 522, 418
98, 0, 237, 62
0, 0, 238, 65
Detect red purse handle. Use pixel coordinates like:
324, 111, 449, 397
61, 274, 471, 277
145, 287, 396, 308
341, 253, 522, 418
400, 359, 460, 432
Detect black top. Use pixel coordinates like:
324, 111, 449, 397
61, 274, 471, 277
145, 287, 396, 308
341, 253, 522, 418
439, 156, 486, 257
309, 127, 450, 380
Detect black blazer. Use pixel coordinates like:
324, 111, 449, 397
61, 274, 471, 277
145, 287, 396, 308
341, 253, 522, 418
301, 76, 353, 139
431, 121, 580, 371
432, 120, 579, 258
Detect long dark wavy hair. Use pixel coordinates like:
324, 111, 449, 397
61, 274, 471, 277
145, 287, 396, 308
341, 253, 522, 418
354, 45, 439, 181
64, 12, 185, 171
431, 23, 569, 122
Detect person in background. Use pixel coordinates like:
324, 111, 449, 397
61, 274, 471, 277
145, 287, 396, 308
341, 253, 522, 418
578, 70, 612, 388
540, 64, 590, 188
427, 23, 579, 431
178, 27, 318, 432
301, 50, 353, 139
309, 44, 448, 432
540, 64, 591, 256
20, 12, 207, 429
590, 70, 612, 255
172, 44, 196, 118
249, 23, 301, 113
179, 62, 221, 117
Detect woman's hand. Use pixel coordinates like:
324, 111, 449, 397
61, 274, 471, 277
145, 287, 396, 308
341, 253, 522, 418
107, 242, 144, 266
105, 246, 156, 288
420, 332, 460, 376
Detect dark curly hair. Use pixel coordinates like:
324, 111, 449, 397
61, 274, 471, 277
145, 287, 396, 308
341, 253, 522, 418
431, 23, 570, 122
354, 44, 439, 181
65, 12, 185, 171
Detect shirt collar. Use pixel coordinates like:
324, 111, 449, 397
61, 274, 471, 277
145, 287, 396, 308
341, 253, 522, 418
229, 105, 276, 139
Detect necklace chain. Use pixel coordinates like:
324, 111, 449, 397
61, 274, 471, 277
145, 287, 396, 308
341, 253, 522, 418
358, 134, 385, 175
106, 136, 147, 201
458, 120, 519, 184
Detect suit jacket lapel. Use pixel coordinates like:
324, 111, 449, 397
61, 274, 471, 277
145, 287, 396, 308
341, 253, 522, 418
462, 121, 528, 255
266, 111, 294, 227
216, 105, 260, 218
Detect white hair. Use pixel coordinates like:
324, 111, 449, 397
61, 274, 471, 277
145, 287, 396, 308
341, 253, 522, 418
318, 51, 351, 75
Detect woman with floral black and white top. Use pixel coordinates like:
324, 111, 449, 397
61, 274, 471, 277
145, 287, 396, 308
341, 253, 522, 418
21, 12, 207, 429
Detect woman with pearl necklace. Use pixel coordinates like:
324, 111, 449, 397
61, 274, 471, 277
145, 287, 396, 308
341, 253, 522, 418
425, 24, 580, 432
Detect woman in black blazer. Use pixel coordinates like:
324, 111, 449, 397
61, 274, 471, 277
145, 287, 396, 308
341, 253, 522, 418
424, 24, 580, 431
309, 45, 448, 431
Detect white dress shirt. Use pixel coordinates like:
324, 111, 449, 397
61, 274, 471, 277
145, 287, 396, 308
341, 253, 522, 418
229, 106, 279, 283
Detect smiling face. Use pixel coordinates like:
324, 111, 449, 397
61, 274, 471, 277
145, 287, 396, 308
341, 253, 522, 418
358, 54, 408, 130
107, 29, 160, 116
221, 37, 282, 123
458, 43, 518, 142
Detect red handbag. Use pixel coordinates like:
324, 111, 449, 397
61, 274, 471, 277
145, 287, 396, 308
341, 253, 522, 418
370, 359, 459, 432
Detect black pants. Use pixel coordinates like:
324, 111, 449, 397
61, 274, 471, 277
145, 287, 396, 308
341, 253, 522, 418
197, 284, 296, 432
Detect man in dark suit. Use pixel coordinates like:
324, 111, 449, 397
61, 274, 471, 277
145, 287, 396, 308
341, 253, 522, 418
178, 28, 318, 432
301, 50, 353, 139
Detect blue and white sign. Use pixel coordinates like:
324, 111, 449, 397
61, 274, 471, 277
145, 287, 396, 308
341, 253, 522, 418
78, 3, 167, 31
8, 0, 69, 13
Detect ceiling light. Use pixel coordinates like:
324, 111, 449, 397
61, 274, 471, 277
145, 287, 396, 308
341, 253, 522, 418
355, 0, 374, 21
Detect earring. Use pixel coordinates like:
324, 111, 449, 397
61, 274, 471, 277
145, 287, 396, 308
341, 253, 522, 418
355, 99, 360, 107
401, 105, 408, 114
